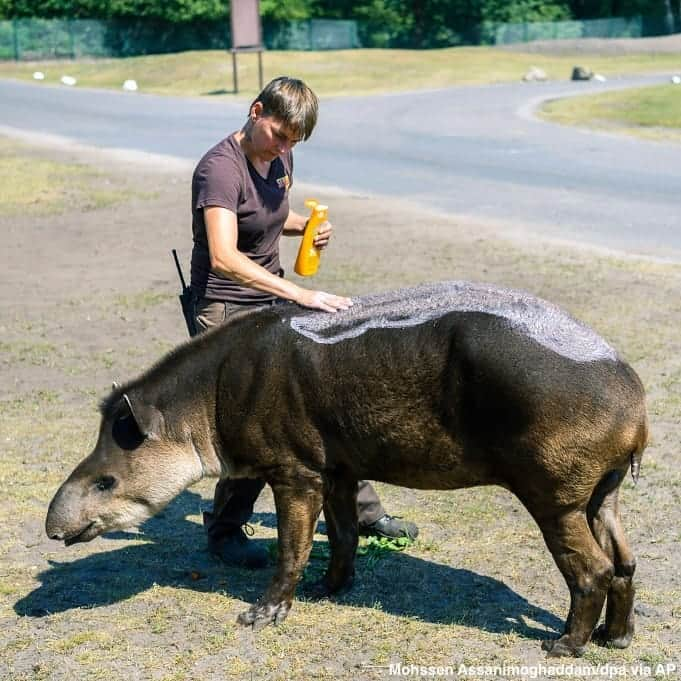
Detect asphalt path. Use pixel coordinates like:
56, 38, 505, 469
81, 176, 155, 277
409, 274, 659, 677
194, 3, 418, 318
1, 75, 679, 260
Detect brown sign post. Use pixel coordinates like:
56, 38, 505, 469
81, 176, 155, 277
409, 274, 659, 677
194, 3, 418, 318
230, 0, 264, 94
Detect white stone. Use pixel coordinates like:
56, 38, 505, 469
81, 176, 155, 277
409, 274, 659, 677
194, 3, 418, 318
122, 79, 138, 92
32, 71, 45, 80
671, 76, 681, 85
522, 67, 547, 82
60, 75, 77, 86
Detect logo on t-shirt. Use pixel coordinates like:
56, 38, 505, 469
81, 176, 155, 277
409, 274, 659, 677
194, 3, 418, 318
276, 174, 291, 191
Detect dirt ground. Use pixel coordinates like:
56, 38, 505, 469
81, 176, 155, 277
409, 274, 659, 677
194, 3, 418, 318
1, 135, 680, 681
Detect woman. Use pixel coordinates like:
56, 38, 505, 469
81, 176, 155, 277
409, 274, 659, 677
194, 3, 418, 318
190, 76, 418, 568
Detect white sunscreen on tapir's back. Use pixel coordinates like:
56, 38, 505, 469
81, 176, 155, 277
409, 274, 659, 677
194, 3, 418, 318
289, 281, 618, 363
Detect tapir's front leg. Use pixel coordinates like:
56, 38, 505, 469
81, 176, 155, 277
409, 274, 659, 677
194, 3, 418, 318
237, 479, 323, 630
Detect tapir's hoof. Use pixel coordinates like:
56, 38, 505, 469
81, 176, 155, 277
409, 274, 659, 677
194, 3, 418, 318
303, 579, 332, 601
542, 636, 586, 658
592, 624, 633, 649
237, 601, 290, 630
303, 574, 354, 601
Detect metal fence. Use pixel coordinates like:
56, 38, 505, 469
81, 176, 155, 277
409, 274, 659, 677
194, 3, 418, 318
491, 15, 673, 44
0, 18, 360, 60
0, 15, 677, 60
0, 18, 228, 60
265, 20, 360, 51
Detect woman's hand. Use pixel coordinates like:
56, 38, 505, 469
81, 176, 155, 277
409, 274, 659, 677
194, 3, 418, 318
313, 220, 333, 249
296, 288, 353, 313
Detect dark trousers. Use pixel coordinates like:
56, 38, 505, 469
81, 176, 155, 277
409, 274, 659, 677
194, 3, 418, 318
193, 296, 386, 541
205, 478, 385, 542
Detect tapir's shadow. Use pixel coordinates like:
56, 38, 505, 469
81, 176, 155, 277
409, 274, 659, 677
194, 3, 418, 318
17, 490, 562, 640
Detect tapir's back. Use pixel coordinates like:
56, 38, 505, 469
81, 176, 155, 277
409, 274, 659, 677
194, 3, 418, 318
285, 281, 618, 363
237, 282, 644, 490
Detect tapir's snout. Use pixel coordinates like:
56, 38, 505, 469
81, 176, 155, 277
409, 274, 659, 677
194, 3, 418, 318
45, 477, 106, 546
47, 521, 97, 546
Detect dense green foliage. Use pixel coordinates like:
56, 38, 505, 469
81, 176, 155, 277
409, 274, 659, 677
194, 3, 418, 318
1, 0, 679, 42
5, 0, 226, 21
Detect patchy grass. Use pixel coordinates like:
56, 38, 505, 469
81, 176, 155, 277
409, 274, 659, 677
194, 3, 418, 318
0, 47, 679, 98
113, 291, 172, 311
0, 341, 61, 366
47, 630, 115, 654
0, 137, 149, 217
0, 155, 123, 217
540, 83, 681, 142
1, 137, 680, 679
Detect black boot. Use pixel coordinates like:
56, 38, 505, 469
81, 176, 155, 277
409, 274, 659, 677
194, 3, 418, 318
359, 514, 419, 541
204, 513, 268, 569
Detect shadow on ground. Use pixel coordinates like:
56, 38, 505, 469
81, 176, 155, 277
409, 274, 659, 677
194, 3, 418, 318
18, 490, 563, 641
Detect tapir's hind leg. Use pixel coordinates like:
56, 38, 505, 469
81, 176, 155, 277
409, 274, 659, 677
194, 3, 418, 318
535, 509, 615, 657
319, 472, 358, 595
237, 479, 323, 630
588, 478, 636, 649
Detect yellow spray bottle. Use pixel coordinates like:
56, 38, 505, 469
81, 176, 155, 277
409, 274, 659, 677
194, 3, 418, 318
294, 199, 328, 277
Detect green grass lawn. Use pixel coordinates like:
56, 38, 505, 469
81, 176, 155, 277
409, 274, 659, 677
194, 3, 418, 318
540, 84, 681, 142
0, 47, 679, 98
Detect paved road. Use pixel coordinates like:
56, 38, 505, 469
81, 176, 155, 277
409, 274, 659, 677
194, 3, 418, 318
1, 75, 679, 259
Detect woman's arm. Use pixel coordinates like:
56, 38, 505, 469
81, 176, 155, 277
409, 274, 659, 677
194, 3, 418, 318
205, 206, 351, 312
282, 209, 307, 236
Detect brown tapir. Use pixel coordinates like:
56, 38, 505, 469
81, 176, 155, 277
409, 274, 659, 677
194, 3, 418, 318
46, 281, 648, 657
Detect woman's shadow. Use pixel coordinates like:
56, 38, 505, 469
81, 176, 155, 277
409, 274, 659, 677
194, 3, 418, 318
17, 489, 563, 641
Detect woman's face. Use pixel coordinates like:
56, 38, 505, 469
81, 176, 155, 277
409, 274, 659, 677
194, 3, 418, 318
249, 103, 302, 161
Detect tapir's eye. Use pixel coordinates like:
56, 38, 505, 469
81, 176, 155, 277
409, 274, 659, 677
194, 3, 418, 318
95, 476, 116, 492
112, 413, 145, 450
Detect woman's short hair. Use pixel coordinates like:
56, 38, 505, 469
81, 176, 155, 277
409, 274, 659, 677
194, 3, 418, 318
252, 76, 318, 141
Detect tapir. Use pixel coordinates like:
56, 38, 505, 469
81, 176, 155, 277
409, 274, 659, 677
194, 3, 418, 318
46, 281, 648, 656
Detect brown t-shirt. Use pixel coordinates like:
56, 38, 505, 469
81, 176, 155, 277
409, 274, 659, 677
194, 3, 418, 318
190, 134, 293, 303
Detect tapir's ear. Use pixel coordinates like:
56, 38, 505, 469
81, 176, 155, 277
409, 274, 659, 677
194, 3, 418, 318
122, 393, 163, 440
111, 393, 163, 450
112, 380, 120, 390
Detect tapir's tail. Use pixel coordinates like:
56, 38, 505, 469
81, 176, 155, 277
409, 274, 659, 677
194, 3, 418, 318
630, 450, 642, 485
630, 413, 648, 486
